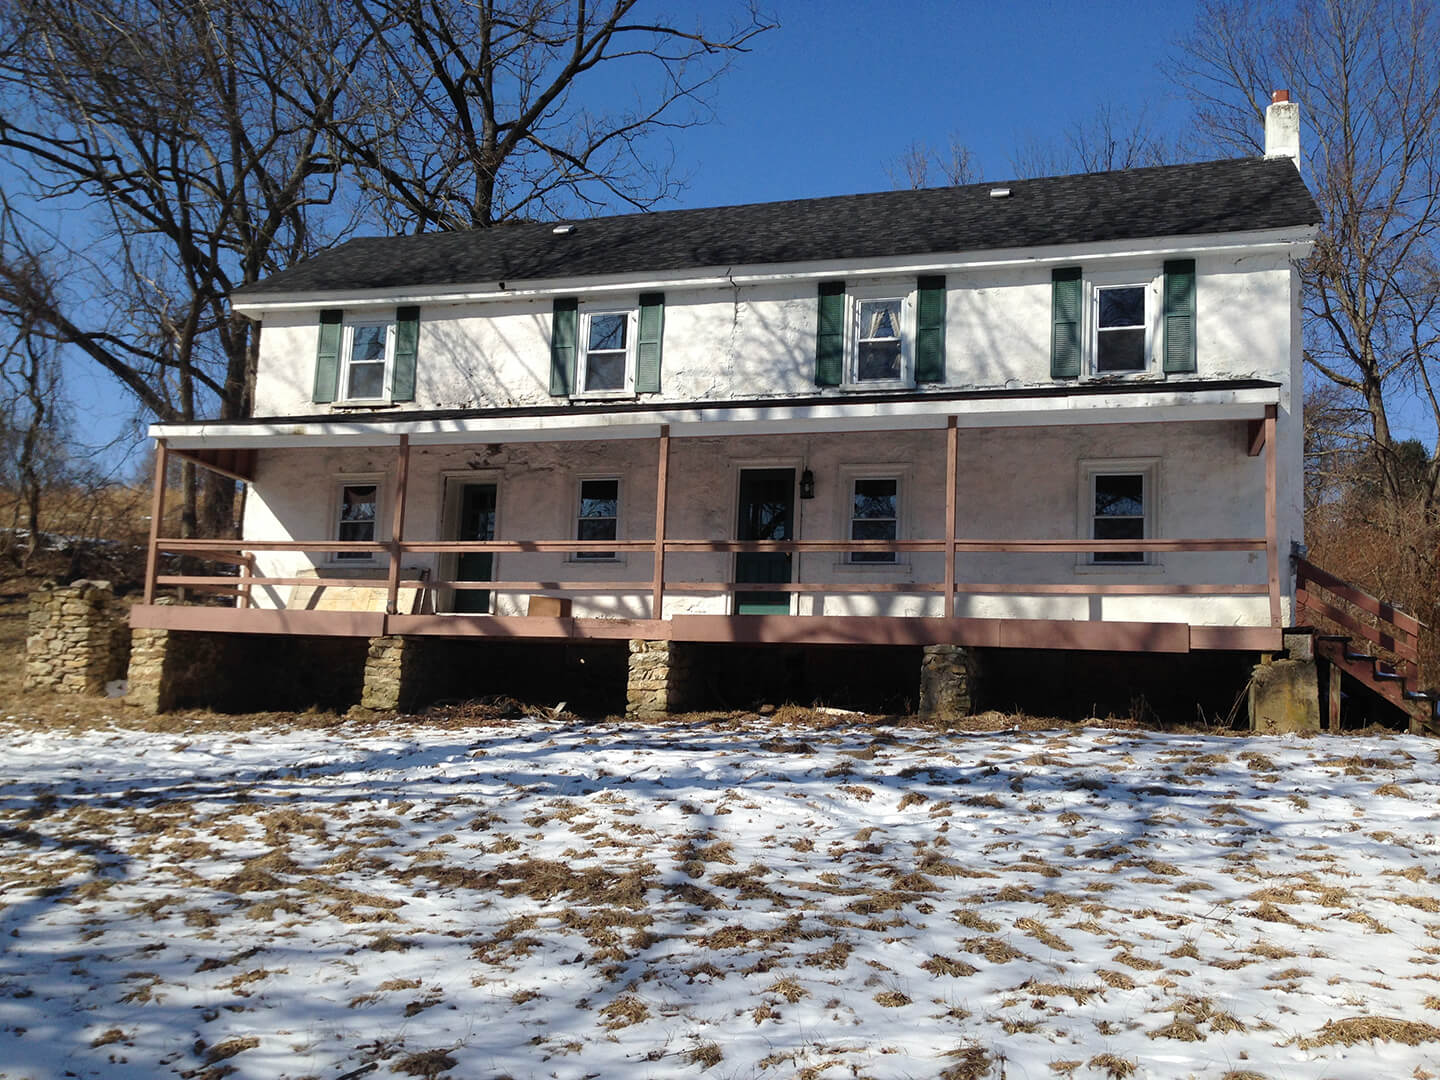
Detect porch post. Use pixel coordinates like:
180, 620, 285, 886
386, 434, 411, 616
652, 424, 670, 619
143, 439, 168, 605
944, 416, 958, 620
1264, 405, 1280, 626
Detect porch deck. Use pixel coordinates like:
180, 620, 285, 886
127, 603, 1283, 653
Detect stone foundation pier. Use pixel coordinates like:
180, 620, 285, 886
918, 643, 977, 724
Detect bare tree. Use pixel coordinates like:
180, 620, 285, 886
332, 0, 776, 230
0, 0, 374, 536
1010, 102, 1184, 179
1170, 0, 1440, 518
886, 134, 978, 190
0, 254, 65, 567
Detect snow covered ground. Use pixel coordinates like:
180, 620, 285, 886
1, 711, 1439, 1080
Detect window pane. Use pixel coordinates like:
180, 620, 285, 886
351, 325, 388, 362
1093, 549, 1145, 564
585, 351, 626, 391
1094, 518, 1144, 540
859, 299, 902, 340
341, 486, 377, 524
1096, 328, 1146, 372
852, 519, 898, 542
853, 478, 897, 519
579, 479, 618, 518
856, 341, 902, 381
588, 313, 627, 351
346, 361, 385, 399
578, 518, 617, 543
1095, 475, 1143, 516
850, 517, 898, 563
1098, 287, 1144, 328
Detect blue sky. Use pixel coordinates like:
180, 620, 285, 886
670, 0, 1199, 208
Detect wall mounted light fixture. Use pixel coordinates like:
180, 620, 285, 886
800, 468, 815, 499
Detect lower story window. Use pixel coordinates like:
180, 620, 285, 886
576, 478, 619, 560
849, 477, 898, 563
1091, 473, 1145, 564
335, 483, 378, 562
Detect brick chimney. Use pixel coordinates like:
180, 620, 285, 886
1264, 89, 1300, 163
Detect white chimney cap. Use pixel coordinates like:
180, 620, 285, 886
1265, 89, 1301, 164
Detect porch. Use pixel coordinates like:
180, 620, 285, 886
132, 382, 1290, 662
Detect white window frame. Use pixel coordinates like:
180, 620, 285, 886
571, 475, 624, 564
1084, 270, 1159, 379
835, 465, 912, 572
329, 474, 385, 566
844, 285, 912, 389
576, 307, 638, 399
1076, 458, 1161, 571
338, 319, 396, 404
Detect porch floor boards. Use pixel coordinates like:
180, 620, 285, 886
127, 604, 1282, 653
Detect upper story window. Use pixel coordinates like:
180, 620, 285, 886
1051, 262, 1195, 380
342, 320, 395, 401
815, 276, 946, 389
312, 307, 419, 406
1094, 285, 1149, 373
579, 311, 636, 396
550, 294, 665, 398
854, 298, 906, 384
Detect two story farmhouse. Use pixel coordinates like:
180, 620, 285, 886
128, 95, 1334, 721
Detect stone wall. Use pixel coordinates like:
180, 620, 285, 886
25, 580, 130, 696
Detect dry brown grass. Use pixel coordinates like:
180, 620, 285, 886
686, 1042, 723, 1069
1296, 1016, 1440, 1048
394, 1048, 457, 1077
598, 994, 649, 1030
938, 1044, 992, 1080
202, 1035, 259, 1063
1087, 1053, 1138, 1078
873, 990, 911, 1007
921, 955, 978, 978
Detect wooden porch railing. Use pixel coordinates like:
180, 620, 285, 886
145, 534, 1275, 614
1294, 557, 1423, 672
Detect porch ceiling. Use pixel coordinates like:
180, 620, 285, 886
149, 380, 1281, 451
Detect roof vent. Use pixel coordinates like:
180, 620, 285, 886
989, 187, 1012, 199
552, 223, 575, 235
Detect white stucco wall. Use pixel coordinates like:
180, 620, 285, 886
249, 250, 1298, 418
241, 420, 1288, 627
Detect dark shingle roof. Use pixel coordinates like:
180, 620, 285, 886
236, 158, 1318, 298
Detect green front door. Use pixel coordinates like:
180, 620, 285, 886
454, 483, 496, 614
735, 468, 795, 615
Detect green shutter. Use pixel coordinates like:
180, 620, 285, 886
815, 281, 845, 386
1050, 267, 1083, 379
312, 309, 343, 403
1163, 259, 1197, 374
393, 305, 419, 402
636, 292, 664, 393
915, 275, 946, 383
550, 298, 578, 396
